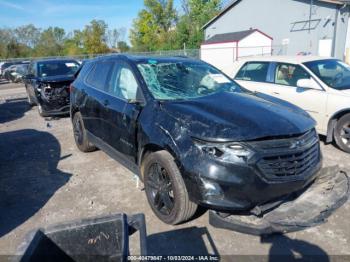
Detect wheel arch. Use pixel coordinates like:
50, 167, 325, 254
138, 143, 180, 181
326, 108, 350, 143
70, 105, 80, 120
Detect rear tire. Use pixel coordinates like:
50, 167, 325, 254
334, 114, 350, 153
143, 150, 197, 225
72, 112, 96, 152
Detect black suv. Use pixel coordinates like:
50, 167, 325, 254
71, 55, 348, 232
24, 59, 80, 117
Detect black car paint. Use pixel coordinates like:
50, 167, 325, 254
24, 60, 78, 115
71, 55, 320, 212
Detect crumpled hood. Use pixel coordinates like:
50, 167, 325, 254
38, 75, 75, 83
160, 91, 316, 141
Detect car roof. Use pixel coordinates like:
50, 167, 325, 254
236, 56, 336, 64
34, 59, 79, 64
91, 54, 197, 64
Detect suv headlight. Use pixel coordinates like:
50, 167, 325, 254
193, 138, 254, 163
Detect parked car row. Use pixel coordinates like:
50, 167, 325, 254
23, 54, 349, 235
0, 61, 30, 82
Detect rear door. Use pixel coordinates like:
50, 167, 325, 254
102, 60, 143, 162
268, 62, 328, 129
234, 61, 273, 95
80, 61, 114, 140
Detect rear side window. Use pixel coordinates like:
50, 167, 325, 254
235, 62, 269, 82
86, 61, 114, 90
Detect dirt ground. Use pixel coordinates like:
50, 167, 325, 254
0, 81, 349, 261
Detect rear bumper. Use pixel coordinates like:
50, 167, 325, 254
40, 102, 70, 116
209, 166, 349, 235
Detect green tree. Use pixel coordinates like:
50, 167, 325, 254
82, 20, 109, 54
14, 24, 41, 48
129, 0, 177, 51
63, 30, 85, 56
176, 0, 221, 49
34, 27, 66, 56
0, 28, 13, 58
117, 41, 130, 52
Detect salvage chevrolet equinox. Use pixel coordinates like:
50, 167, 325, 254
70, 55, 349, 233
25, 59, 80, 117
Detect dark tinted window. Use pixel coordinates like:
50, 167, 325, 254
86, 61, 114, 90
235, 62, 269, 82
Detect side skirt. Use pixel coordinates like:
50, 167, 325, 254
86, 131, 141, 177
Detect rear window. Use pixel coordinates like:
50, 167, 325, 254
85, 61, 114, 91
37, 60, 79, 77
235, 62, 270, 82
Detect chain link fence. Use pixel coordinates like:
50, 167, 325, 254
0, 49, 201, 63
0, 45, 288, 63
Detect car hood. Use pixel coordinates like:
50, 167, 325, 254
160, 91, 315, 141
38, 75, 75, 83
339, 89, 350, 95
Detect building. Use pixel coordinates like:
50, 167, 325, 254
201, 29, 273, 72
202, 0, 350, 60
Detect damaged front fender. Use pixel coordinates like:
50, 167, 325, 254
209, 166, 349, 235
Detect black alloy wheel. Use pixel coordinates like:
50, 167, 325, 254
146, 163, 175, 216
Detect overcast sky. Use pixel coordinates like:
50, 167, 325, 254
0, 0, 182, 41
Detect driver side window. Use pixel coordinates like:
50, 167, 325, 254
108, 62, 139, 100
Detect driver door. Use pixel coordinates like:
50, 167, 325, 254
102, 61, 144, 162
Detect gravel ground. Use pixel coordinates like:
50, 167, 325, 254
0, 82, 349, 261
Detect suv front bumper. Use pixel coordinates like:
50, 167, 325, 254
209, 166, 349, 235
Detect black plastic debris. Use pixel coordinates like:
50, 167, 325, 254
17, 213, 147, 262
209, 166, 349, 235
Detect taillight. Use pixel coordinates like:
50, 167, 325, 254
69, 84, 74, 93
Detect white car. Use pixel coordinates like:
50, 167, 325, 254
229, 56, 350, 153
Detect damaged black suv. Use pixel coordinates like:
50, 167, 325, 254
25, 59, 80, 117
71, 55, 348, 233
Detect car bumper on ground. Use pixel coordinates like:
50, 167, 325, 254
208, 166, 349, 235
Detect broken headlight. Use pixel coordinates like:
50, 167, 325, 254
193, 138, 254, 163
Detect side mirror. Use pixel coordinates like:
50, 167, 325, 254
297, 78, 322, 90
127, 99, 144, 106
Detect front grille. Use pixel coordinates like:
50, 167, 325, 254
255, 130, 320, 180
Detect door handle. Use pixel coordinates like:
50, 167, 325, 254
273, 91, 280, 95
103, 99, 109, 106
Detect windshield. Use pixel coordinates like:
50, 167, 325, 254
137, 60, 240, 100
304, 59, 350, 90
38, 60, 80, 77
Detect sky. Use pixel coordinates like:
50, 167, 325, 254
0, 0, 182, 41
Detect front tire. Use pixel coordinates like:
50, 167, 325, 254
334, 114, 350, 153
143, 150, 197, 225
38, 104, 49, 117
72, 112, 96, 152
